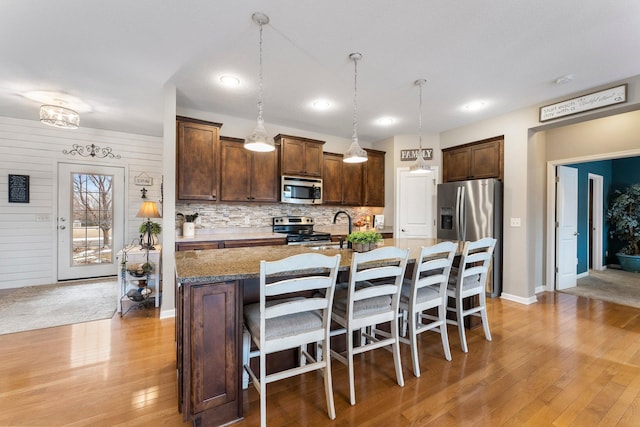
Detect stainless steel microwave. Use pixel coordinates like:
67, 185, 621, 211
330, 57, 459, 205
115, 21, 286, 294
281, 176, 323, 204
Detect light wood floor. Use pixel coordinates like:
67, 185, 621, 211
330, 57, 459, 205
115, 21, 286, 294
2, 291, 640, 426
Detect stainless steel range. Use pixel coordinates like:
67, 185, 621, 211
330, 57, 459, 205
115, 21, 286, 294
272, 216, 332, 245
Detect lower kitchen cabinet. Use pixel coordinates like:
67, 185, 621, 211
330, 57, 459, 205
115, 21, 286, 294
177, 281, 242, 426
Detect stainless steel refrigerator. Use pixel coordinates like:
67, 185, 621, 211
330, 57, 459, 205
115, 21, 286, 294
437, 178, 503, 297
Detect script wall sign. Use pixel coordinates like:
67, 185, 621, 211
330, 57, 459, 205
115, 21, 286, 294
539, 84, 627, 122
8, 174, 29, 203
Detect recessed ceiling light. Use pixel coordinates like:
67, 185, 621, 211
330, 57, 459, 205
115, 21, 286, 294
219, 75, 240, 87
463, 101, 487, 112
376, 117, 396, 126
311, 99, 331, 111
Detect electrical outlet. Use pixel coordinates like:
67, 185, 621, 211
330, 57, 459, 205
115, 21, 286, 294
35, 214, 50, 222
510, 218, 521, 227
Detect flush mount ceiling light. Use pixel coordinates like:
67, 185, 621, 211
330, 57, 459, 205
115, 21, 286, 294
219, 75, 241, 87
376, 117, 396, 126
40, 104, 80, 129
245, 12, 275, 153
463, 100, 487, 112
343, 52, 368, 163
409, 79, 432, 174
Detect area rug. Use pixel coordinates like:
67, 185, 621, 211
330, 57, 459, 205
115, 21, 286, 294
560, 269, 640, 309
0, 279, 118, 335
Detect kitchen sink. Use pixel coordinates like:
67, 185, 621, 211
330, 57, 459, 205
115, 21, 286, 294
307, 244, 343, 251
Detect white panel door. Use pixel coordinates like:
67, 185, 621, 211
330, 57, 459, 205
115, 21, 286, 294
396, 168, 437, 238
58, 163, 125, 280
556, 165, 578, 290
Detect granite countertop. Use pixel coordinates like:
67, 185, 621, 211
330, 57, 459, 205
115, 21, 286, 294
174, 226, 395, 243
175, 237, 461, 285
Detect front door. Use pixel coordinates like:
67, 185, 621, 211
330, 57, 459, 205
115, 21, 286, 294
57, 163, 125, 280
556, 165, 578, 290
396, 168, 437, 238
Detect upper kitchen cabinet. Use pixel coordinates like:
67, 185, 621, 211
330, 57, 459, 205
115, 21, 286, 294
322, 148, 385, 207
442, 136, 504, 183
363, 149, 385, 207
176, 117, 222, 201
322, 152, 344, 205
323, 152, 363, 206
220, 136, 279, 203
275, 134, 324, 177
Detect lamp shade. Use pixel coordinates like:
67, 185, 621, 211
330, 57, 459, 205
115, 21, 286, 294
136, 201, 162, 219
40, 105, 80, 129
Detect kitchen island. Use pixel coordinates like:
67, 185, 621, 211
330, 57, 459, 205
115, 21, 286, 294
174, 238, 458, 426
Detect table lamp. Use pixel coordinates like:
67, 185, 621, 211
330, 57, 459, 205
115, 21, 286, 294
137, 199, 162, 250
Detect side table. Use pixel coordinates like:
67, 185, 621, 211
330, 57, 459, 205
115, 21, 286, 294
116, 245, 162, 314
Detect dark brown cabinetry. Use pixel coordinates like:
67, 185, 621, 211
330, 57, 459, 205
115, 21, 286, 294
442, 136, 503, 183
177, 281, 242, 425
176, 238, 286, 252
363, 149, 385, 207
276, 134, 324, 177
176, 117, 222, 201
322, 148, 385, 206
220, 136, 279, 203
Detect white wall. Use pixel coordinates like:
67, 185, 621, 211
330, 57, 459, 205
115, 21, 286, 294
0, 116, 162, 289
440, 74, 640, 302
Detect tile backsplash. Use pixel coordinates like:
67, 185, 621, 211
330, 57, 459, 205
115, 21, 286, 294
175, 203, 380, 235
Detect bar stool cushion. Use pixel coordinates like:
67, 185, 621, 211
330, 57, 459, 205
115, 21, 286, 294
244, 298, 322, 340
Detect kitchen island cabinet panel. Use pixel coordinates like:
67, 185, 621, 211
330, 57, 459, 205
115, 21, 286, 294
179, 282, 242, 425
176, 117, 222, 201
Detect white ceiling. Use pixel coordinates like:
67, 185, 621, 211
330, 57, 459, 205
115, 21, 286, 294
1, 1, 639, 142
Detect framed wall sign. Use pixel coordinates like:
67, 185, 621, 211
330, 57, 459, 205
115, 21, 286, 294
400, 148, 433, 161
8, 174, 29, 203
539, 84, 627, 122
134, 172, 153, 186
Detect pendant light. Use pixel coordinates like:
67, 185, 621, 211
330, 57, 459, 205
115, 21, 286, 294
343, 52, 368, 163
245, 12, 275, 152
409, 79, 432, 174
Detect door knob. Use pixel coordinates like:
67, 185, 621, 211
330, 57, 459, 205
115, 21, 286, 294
573, 232, 580, 236
401, 228, 406, 232
59, 225, 66, 230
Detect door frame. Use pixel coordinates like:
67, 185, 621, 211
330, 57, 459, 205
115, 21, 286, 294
545, 150, 640, 292
394, 166, 438, 239
57, 162, 126, 281
588, 173, 604, 271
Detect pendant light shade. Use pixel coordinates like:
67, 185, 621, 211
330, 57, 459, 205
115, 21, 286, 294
40, 104, 80, 129
409, 79, 432, 174
343, 52, 367, 163
245, 12, 275, 153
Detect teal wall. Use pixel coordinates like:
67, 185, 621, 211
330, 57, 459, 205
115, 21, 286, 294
567, 156, 640, 272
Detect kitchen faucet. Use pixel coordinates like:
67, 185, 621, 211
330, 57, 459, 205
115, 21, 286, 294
333, 210, 352, 249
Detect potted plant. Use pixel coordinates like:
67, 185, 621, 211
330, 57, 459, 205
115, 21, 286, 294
607, 183, 640, 272
346, 230, 383, 253
177, 212, 198, 237
139, 220, 162, 249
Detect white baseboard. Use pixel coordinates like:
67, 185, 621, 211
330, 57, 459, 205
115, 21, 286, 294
160, 308, 176, 319
577, 271, 589, 279
535, 285, 546, 294
500, 293, 538, 305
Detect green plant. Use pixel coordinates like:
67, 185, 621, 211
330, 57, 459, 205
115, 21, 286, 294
139, 221, 162, 236
346, 230, 383, 244
177, 212, 199, 222
607, 183, 640, 255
